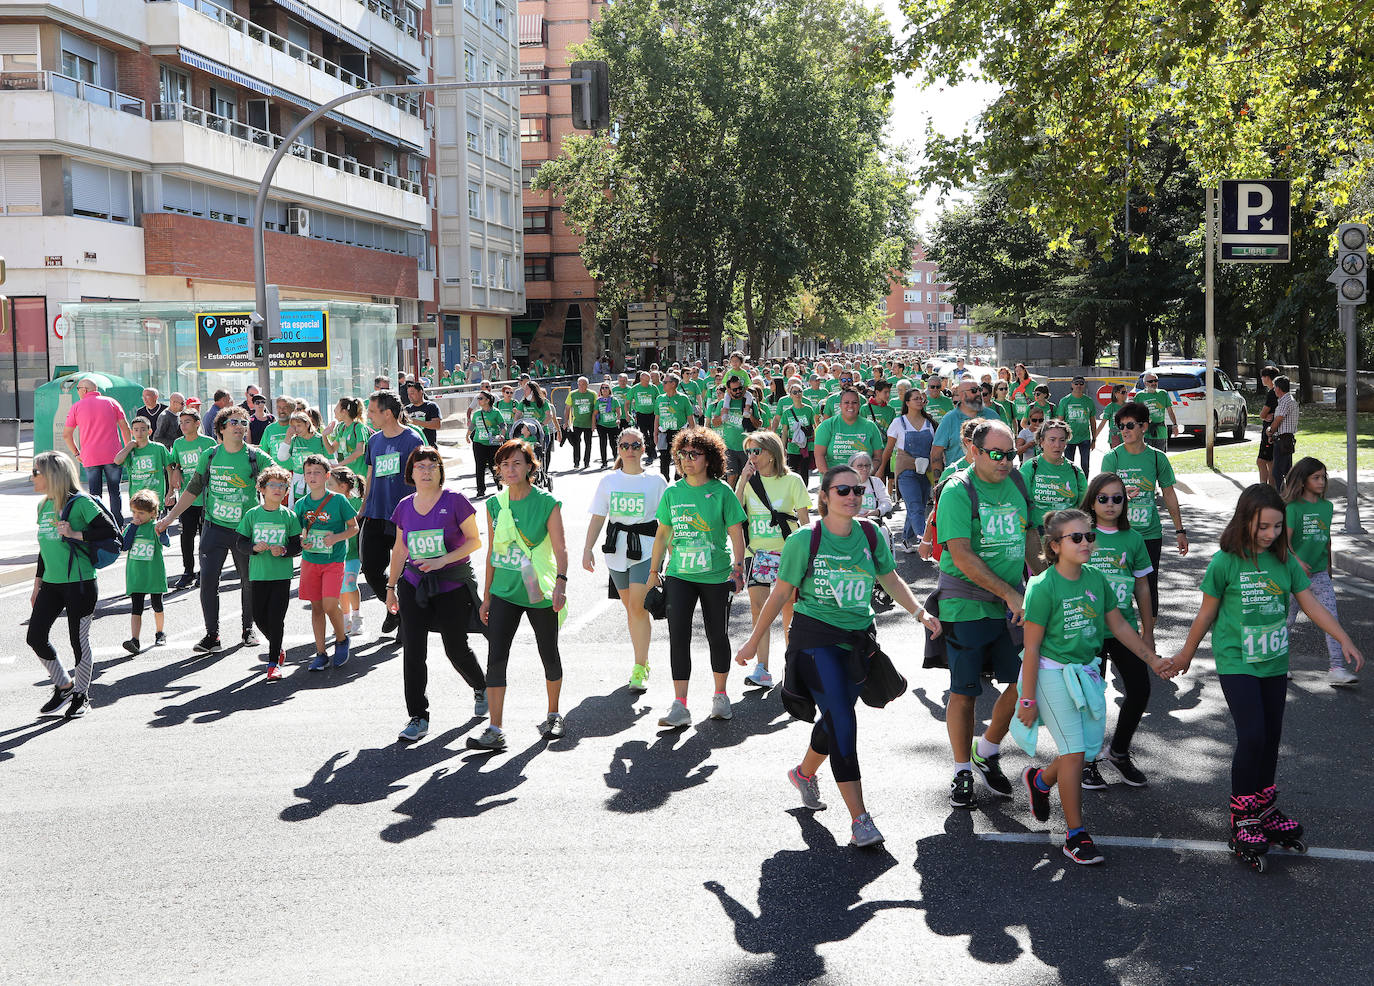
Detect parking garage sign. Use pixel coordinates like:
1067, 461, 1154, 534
196, 310, 329, 371
1220, 179, 1291, 263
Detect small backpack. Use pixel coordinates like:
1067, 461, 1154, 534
60, 492, 122, 573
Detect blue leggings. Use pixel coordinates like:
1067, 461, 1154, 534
796, 645, 865, 782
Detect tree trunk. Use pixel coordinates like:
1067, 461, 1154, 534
1296, 308, 1313, 403
1149, 324, 1159, 367
609, 314, 626, 373
742, 267, 759, 359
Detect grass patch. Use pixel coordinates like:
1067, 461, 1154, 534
1170, 403, 1374, 475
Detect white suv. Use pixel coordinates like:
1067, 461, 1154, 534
1130, 365, 1248, 441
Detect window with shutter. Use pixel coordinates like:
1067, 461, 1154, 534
0, 155, 41, 215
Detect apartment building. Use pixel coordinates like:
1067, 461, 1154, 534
432, 0, 524, 370
0, 0, 434, 415
883, 242, 986, 353
516, 0, 604, 372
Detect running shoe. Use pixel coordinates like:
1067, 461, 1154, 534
466, 725, 506, 751
242, 627, 260, 647
744, 664, 774, 688
1023, 766, 1051, 823
308, 653, 330, 673
192, 634, 221, 654
348, 613, 363, 637
1329, 666, 1359, 687
658, 701, 691, 729
64, 692, 89, 718
154, 632, 167, 647
1106, 749, 1148, 787
850, 812, 884, 848
122, 639, 141, 655
175, 572, 196, 590
398, 717, 429, 742
474, 689, 489, 717
381, 612, 400, 635
39, 685, 74, 716
1063, 830, 1105, 865
540, 713, 565, 739
628, 663, 649, 693
970, 742, 1013, 798
266, 662, 283, 682
332, 637, 350, 668
949, 769, 977, 809
788, 766, 827, 810
709, 692, 733, 720
1081, 760, 1108, 791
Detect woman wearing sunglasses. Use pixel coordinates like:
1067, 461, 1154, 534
1016, 411, 1045, 462
1079, 472, 1156, 790
584, 428, 668, 692
648, 427, 747, 727
1094, 383, 1130, 450
735, 465, 941, 848
1020, 418, 1088, 573
469, 390, 506, 498
1013, 509, 1172, 866
594, 381, 626, 468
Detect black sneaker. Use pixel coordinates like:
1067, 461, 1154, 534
64, 691, 90, 718
381, 612, 400, 635
175, 572, 197, 590
193, 634, 222, 654
40, 685, 74, 716
154, 632, 167, 646
1081, 760, 1108, 791
1023, 766, 1051, 822
949, 769, 977, 809
1107, 750, 1148, 787
1063, 830, 1105, 865
122, 638, 141, 655
970, 743, 1014, 798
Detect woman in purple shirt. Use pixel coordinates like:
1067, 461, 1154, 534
385, 446, 487, 743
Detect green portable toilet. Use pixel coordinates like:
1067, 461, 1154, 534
33, 371, 147, 457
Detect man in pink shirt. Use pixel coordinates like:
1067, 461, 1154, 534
62, 376, 133, 525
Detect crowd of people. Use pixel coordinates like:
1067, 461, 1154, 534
29, 351, 1362, 868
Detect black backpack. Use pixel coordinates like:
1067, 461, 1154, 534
60, 492, 122, 574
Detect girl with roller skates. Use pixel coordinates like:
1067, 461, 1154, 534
1173, 484, 1364, 872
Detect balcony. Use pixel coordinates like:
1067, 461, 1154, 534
0, 70, 144, 115
151, 102, 426, 225
310, 0, 426, 73
0, 72, 150, 161
145, 0, 425, 148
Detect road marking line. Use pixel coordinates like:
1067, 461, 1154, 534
976, 831, 1374, 862
563, 598, 612, 634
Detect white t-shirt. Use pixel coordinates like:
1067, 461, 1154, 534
886, 415, 933, 443
590, 470, 668, 570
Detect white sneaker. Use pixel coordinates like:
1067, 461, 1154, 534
709, 692, 733, 720
348, 613, 363, 636
658, 701, 691, 729
1328, 666, 1359, 687
744, 663, 773, 688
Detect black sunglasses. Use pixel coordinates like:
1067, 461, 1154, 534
829, 484, 864, 497
1096, 494, 1125, 504
1053, 531, 1098, 544
619, 441, 642, 450
1120, 421, 1143, 430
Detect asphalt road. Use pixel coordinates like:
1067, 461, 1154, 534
3, 433, 1372, 985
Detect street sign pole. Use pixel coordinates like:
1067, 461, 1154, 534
1342, 304, 1364, 533
1205, 187, 1216, 468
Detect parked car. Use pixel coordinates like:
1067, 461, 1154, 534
1130, 365, 1247, 441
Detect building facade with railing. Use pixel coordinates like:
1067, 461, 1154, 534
0, 0, 435, 417
882, 242, 987, 354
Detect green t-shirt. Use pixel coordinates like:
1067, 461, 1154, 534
289, 434, 328, 474
1136, 389, 1173, 438
1085, 526, 1152, 633
773, 399, 817, 455
124, 520, 168, 595
715, 397, 757, 452
936, 472, 1029, 622
655, 392, 694, 432
236, 504, 301, 581
470, 409, 505, 446
260, 421, 294, 469
1024, 565, 1118, 666
1099, 444, 1175, 541
655, 478, 747, 583
802, 387, 829, 411
1286, 499, 1333, 574
568, 389, 597, 428
1019, 455, 1088, 527
453, 368, 468, 383
723, 367, 750, 390
495, 399, 518, 419
37, 496, 100, 585
333, 421, 372, 477
814, 416, 885, 466
611, 386, 630, 407
171, 434, 217, 508
1100, 402, 1123, 441
125, 441, 171, 500
1055, 395, 1098, 444
344, 492, 363, 562
926, 394, 955, 425
862, 402, 897, 433
1200, 549, 1311, 677
1012, 389, 1031, 422
596, 396, 624, 428
628, 384, 659, 415
779, 520, 895, 632
194, 444, 262, 531
439, 373, 455, 387
295, 490, 358, 564
487, 486, 560, 607
740, 472, 811, 553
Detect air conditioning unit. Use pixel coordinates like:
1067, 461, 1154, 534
288, 206, 311, 237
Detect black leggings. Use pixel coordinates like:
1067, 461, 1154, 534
571, 426, 593, 466
787, 452, 812, 486
635, 412, 657, 460
199, 521, 252, 637
658, 430, 679, 479
250, 578, 292, 661
596, 425, 620, 464
130, 592, 165, 616
360, 517, 396, 605
473, 442, 499, 496
665, 576, 732, 680
28, 579, 97, 680
1100, 637, 1150, 756
179, 505, 203, 573
398, 578, 486, 718
1144, 537, 1162, 618
1219, 673, 1287, 795
484, 594, 563, 688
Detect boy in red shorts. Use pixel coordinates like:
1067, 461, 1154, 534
295, 454, 359, 670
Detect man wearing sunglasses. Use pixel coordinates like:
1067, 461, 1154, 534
1056, 377, 1098, 471
936, 419, 1031, 809
711, 377, 760, 482
932, 378, 1002, 477
925, 375, 954, 426
1100, 402, 1188, 618
1135, 374, 1178, 451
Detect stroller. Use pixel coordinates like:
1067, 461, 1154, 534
508, 416, 555, 491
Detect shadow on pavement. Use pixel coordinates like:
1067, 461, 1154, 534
0, 716, 72, 764
705, 808, 917, 985
545, 684, 652, 753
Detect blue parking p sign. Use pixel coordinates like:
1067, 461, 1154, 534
1220, 179, 1291, 263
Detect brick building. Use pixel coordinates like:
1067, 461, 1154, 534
883, 241, 988, 353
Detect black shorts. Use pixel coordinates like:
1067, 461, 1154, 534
944, 617, 1021, 697
1257, 428, 1275, 461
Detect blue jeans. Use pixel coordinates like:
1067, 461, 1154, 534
897, 469, 931, 543
84, 462, 124, 525
1069, 440, 1092, 473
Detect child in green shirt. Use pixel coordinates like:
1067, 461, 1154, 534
122, 489, 170, 654
235, 465, 303, 680
1282, 457, 1352, 685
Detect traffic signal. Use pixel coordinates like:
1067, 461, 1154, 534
570, 60, 611, 131
1334, 223, 1368, 305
